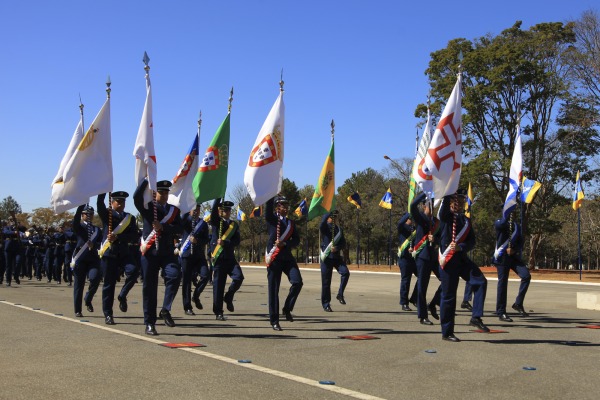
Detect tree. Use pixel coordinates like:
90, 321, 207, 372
0, 196, 22, 220
566, 9, 600, 105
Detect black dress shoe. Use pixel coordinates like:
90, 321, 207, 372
324, 305, 333, 312
67, 282, 72, 286
282, 309, 294, 322
85, 302, 94, 313
428, 303, 439, 320
499, 313, 513, 322
145, 324, 158, 336
224, 297, 235, 312
105, 315, 116, 325
75, 312, 84, 318
215, 314, 227, 321
159, 309, 175, 327
470, 317, 490, 332
15, 278, 20, 284
336, 294, 346, 305
193, 297, 203, 310
460, 301, 473, 311
118, 296, 128, 313
420, 318, 434, 325
512, 303, 529, 317
442, 334, 461, 342
272, 323, 283, 331
401, 304, 412, 311
5, 282, 11, 287
185, 309, 195, 316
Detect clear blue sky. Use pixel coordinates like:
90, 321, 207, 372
0, 0, 595, 214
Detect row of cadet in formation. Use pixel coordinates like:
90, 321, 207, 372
1, 183, 530, 341
0, 179, 350, 335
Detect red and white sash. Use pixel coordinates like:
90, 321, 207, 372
140, 207, 179, 255
439, 219, 470, 269
265, 218, 294, 267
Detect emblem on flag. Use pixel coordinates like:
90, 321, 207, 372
427, 113, 461, 172
248, 129, 281, 167
199, 146, 219, 172
173, 154, 195, 183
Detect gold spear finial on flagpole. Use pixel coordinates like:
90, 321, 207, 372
330, 119, 335, 143
198, 110, 202, 129
280, 68, 284, 93
228, 87, 234, 113
143, 51, 150, 73
106, 75, 111, 99
78, 93, 85, 134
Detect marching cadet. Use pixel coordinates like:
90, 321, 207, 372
71, 205, 102, 317
134, 179, 183, 336
3, 216, 23, 286
53, 224, 67, 284
409, 192, 441, 326
492, 208, 531, 321
209, 198, 244, 321
180, 205, 209, 315
43, 227, 56, 283
117, 224, 142, 308
0, 220, 5, 284
63, 223, 76, 286
319, 210, 350, 312
31, 229, 45, 281
397, 213, 417, 311
437, 189, 489, 342
97, 191, 139, 325
265, 196, 302, 331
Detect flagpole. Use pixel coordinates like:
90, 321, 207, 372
356, 207, 360, 269
578, 207, 582, 280
105, 76, 114, 240
388, 207, 392, 269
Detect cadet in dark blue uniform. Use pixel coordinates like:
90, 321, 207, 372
117, 225, 142, 310
180, 205, 209, 315
63, 224, 76, 286
397, 213, 417, 311
265, 196, 302, 331
410, 192, 441, 325
3, 216, 23, 286
319, 210, 350, 311
492, 210, 531, 321
72, 205, 102, 317
97, 191, 139, 325
134, 179, 183, 335
53, 225, 67, 284
31, 229, 44, 281
43, 227, 56, 283
209, 198, 244, 321
438, 189, 489, 342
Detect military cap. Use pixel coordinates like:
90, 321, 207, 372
111, 191, 129, 200
455, 188, 468, 197
83, 205, 95, 214
156, 180, 172, 191
274, 196, 289, 205
330, 209, 339, 216
219, 200, 234, 209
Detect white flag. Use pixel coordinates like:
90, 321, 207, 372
133, 73, 157, 206
244, 91, 285, 205
502, 124, 522, 219
413, 106, 434, 196
422, 74, 463, 199
52, 98, 113, 213
51, 116, 85, 212
168, 132, 200, 213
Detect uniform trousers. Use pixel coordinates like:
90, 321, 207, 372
4, 250, 19, 284
101, 255, 136, 317
398, 256, 417, 305
180, 256, 205, 311
267, 258, 303, 324
439, 256, 487, 337
495, 261, 531, 314
212, 259, 244, 315
192, 263, 211, 301
320, 258, 350, 308
73, 259, 101, 314
141, 253, 181, 325
415, 257, 437, 319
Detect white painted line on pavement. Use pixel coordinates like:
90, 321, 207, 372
1, 300, 386, 400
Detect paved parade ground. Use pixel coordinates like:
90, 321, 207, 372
1, 267, 599, 400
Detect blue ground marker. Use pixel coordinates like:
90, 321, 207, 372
424, 349, 437, 353
238, 359, 252, 364
319, 381, 336, 385
523, 366, 537, 371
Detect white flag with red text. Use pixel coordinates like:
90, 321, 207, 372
133, 72, 157, 206
422, 74, 462, 199
244, 91, 285, 205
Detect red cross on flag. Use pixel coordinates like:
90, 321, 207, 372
422, 74, 463, 199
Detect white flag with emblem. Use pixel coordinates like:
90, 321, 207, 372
244, 91, 285, 205
52, 98, 113, 213
422, 73, 462, 199
169, 132, 200, 212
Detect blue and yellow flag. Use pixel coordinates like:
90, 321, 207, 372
465, 182, 473, 218
347, 192, 362, 209
308, 139, 336, 220
236, 206, 247, 221
573, 171, 585, 210
249, 206, 262, 218
294, 198, 308, 217
379, 188, 393, 210
521, 177, 542, 204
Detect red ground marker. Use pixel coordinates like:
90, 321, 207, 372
576, 325, 600, 329
470, 329, 508, 333
339, 335, 380, 340
160, 342, 207, 348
